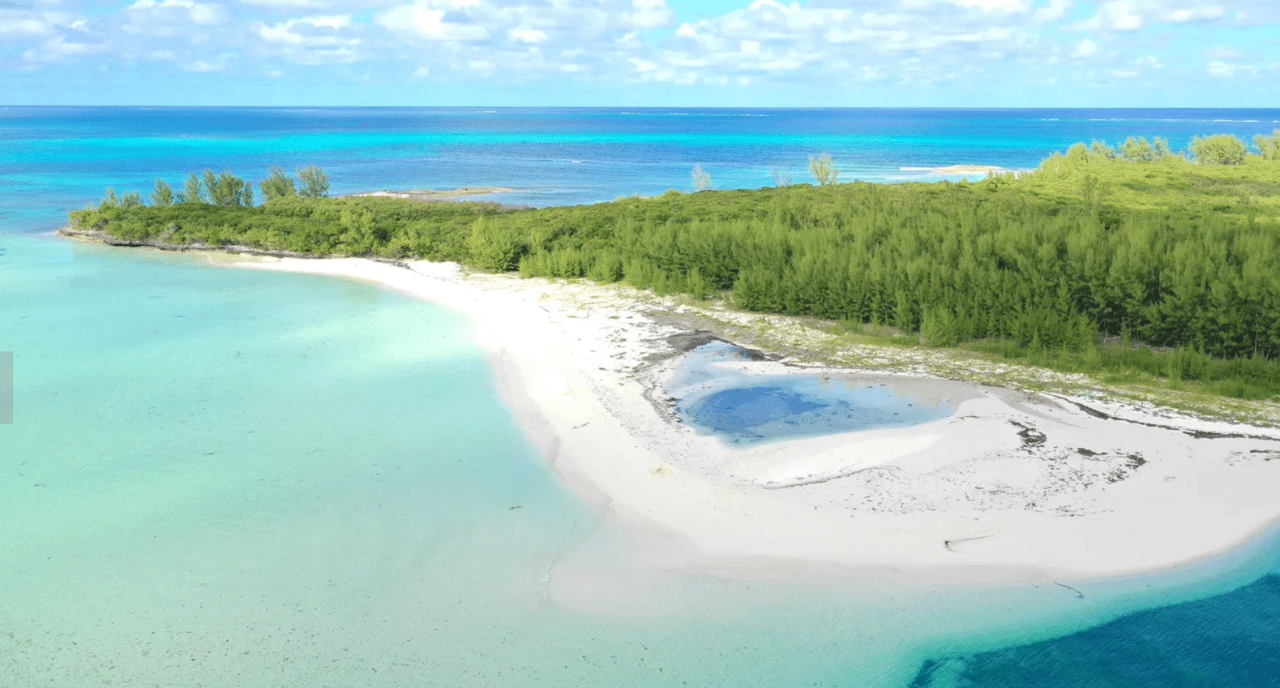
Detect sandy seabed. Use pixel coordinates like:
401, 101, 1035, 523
234, 256, 1280, 582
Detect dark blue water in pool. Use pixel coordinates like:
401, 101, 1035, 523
680, 377, 953, 445
669, 341, 957, 444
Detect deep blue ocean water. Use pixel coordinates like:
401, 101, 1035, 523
4, 106, 1280, 233
3, 107, 1280, 686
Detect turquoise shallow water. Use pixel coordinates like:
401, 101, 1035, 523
4, 231, 1278, 687
0, 233, 1136, 686
4, 108, 1280, 685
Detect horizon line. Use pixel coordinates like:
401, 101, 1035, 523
6, 105, 1280, 111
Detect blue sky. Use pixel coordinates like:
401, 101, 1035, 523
2, 0, 1278, 106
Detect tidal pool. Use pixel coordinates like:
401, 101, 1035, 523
668, 341, 971, 445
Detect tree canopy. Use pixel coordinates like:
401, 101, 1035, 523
70, 142, 1280, 400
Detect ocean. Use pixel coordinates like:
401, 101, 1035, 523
2, 107, 1280, 686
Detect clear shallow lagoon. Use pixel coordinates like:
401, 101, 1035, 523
4, 108, 1280, 686
669, 341, 960, 445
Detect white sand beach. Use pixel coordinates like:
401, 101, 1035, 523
233, 256, 1280, 581
931, 164, 1004, 175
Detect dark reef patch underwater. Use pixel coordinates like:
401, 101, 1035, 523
910, 574, 1280, 688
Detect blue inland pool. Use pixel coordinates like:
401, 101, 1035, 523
668, 342, 968, 445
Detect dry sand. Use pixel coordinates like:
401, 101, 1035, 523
931, 164, 1004, 175
346, 187, 515, 200
231, 256, 1280, 581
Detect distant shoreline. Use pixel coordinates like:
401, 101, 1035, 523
929, 164, 1004, 175
342, 186, 529, 210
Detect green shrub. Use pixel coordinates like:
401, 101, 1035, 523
1189, 134, 1248, 165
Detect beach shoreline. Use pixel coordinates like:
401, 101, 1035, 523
190, 253, 1280, 584
929, 164, 1005, 175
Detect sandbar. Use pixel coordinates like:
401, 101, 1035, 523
229, 256, 1280, 581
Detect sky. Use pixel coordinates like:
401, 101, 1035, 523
2, 0, 1278, 106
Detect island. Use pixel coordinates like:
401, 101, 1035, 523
59, 134, 1280, 580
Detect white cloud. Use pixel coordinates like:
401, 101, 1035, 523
1233, 6, 1280, 27
951, 0, 1030, 13
1207, 60, 1258, 78
240, 0, 331, 7
625, 0, 671, 29
1071, 37, 1097, 57
22, 34, 102, 60
127, 0, 225, 25
256, 13, 350, 42
1031, 0, 1072, 23
1166, 6, 1225, 23
376, 3, 488, 41
184, 57, 227, 70
1202, 45, 1242, 60
1072, 0, 1143, 30
0, 9, 76, 34
1071, 0, 1233, 32
7, 0, 1273, 99
252, 14, 361, 64
508, 27, 546, 43
0, 16, 48, 32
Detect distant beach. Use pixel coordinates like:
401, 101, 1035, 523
929, 164, 1004, 175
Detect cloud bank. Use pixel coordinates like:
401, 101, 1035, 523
2, 0, 1277, 104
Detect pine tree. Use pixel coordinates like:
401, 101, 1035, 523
151, 178, 174, 206
297, 166, 330, 198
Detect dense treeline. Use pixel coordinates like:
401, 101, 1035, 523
70, 135, 1280, 400
100, 165, 332, 212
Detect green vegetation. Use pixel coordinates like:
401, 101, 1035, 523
259, 166, 297, 202
180, 172, 205, 204
297, 165, 330, 198
809, 152, 838, 185
1118, 136, 1172, 163
1190, 133, 1249, 165
692, 165, 713, 192
69, 138, 1280, 401
151, 178, 174, 206
1256, 130, 1280, 161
